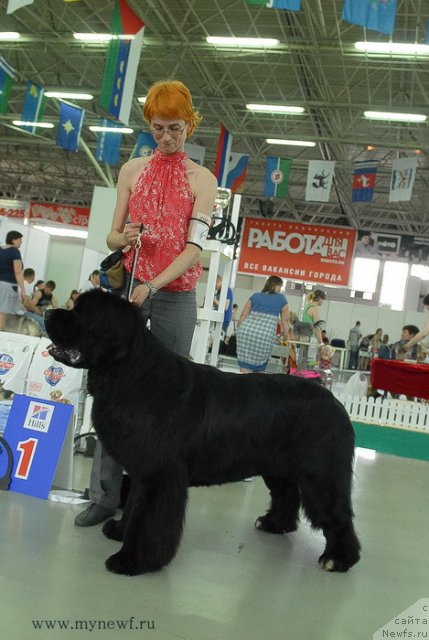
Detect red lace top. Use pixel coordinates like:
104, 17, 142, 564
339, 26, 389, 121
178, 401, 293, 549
123, 149, 202, 292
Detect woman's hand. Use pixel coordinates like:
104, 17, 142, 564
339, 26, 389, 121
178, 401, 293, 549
129, 283, 150, 305
123, 222, 144, 247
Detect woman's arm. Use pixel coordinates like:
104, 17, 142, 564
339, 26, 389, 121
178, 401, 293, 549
238, 300, 252, 326
130, 167, 218, 305
280, 304, 290, 336
13, 259, 25, 299
107, 160, 145, 251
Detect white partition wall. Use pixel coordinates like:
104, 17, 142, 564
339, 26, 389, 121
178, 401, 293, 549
79, 186, 116, 287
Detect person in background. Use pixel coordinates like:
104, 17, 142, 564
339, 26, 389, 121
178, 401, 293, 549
0, 230, 25, 331
74, 78, 218, 527
348, 320, 362, 370
370, 328, 383, 357
355, 231, 380, 256
80, 270, 100, 292
32, 280, 59, 311
22, 267, 46, 333
321, 329, 330, 345
300, 289, 327, 345
34, 279, 45, 293
213, 274, 233, 336
236, 275, 290, 373
396, 324, 421, 360
64, 289, 79, 310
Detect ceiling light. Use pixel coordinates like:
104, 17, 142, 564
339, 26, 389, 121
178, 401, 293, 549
0, 32, 20, 40
45, 91, 94, 100
12, 120, 54, 128
206, 36, 279, 48
137, 96, 147, 104
33, 225, 88, 239
246, 104, 304, 114
89, 125, 134, 133
364, 111, 427, 123
266, 138, 316, 147
355, 41, 429, 56
73, 32, 135, 42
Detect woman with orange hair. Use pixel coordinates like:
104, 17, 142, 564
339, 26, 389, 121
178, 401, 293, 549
75, 80, 218, 528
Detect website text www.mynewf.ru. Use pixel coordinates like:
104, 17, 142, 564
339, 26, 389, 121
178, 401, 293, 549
31, 617, 155, 632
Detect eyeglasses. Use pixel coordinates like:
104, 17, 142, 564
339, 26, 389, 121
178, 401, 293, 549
149, 123, 187, 137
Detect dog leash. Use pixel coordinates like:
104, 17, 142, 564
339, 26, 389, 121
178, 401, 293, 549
126, 223, 144, 300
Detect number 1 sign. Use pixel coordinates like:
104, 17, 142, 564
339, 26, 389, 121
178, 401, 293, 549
1, 395, 73, 499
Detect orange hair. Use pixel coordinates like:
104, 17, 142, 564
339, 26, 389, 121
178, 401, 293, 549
143, 80, 202, 137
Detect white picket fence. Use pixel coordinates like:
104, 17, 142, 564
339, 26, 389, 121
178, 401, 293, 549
335, 393, 429, 433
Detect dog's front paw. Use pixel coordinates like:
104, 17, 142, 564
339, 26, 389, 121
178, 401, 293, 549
318, 550, 360, 573
255, 515, 297, 534
102, 518, 124, 541
105, 550, 141, 576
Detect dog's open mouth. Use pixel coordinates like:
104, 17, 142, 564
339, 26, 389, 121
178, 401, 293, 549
48, 344, 84, 367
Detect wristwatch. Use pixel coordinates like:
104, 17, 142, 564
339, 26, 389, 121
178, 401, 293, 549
143, 280, 157, 298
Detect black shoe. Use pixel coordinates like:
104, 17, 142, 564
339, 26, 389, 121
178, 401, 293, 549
74, 503, 116, 527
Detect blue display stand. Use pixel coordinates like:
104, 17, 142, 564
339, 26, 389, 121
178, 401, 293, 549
1, 394, 73, 499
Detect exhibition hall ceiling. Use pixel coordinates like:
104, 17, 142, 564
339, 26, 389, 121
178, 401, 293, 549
0, 0, 428, 236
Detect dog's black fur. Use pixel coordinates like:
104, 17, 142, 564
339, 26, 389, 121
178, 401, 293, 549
46, 290, 360, 576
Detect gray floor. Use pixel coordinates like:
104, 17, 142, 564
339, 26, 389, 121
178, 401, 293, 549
0, 449, 428, 640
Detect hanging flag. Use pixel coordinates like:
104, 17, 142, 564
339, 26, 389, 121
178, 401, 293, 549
426, 19, 429, 44
131, 131, 157, 158
19, 80, 46, 134
0, 56, 16, 114
266, 0, 301, 9
341, 0, 397, 36
100, 0, 144, 126
214, 125, 233, 188
264, 157, 292, 198
352, 161, 378, 203
6, 0, 33, 13
389, 157, 418, 202
244, 0, 266, 5
225, 152, 249, 193
95, 118, 123, 165
305, 160, 335, 202
56, 102, 85, 152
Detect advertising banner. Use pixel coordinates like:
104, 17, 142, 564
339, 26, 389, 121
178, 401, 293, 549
1, 394, 73, 499
29, 202, 90, 227
237, 217, 357, 286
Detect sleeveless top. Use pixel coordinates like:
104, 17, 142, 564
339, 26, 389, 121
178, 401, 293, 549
301, 302, 314, 324
123, 149, 202, 292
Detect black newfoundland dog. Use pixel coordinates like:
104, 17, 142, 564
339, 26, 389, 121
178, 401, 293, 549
46, 290, 360, 576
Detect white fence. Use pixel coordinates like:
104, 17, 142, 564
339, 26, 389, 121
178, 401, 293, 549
335, 393, 429, 433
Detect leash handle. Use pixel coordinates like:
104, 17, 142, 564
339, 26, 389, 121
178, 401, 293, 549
127, 223, 144, 300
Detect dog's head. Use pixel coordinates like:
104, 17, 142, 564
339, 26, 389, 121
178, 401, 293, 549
45, 290, 141, 369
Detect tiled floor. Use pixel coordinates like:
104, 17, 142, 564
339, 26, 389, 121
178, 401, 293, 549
0, 448, 428, 640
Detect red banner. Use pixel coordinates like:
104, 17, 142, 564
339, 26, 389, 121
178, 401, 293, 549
29, 202, 90, 227
238, 217, 357, 286
0, 200, 27, 219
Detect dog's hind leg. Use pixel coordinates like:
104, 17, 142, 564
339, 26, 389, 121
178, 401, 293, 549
255, 476, 300, 534
105, 470, 189, 576
299, 476, 361, 573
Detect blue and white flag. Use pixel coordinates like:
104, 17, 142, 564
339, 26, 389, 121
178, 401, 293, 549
342, 0, 397, 36
20, 80, 46, 134
305, 160, 335, 202
56, 102, 85, 152
389, 157, 418, 202
266, 0, 301, 9
95, 118, 123, 165
131, 131, 157, 158
225, 152, 249, 193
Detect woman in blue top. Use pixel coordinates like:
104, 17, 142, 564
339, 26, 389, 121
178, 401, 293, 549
0, 230, 25, 331
236, 275, 290, 373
